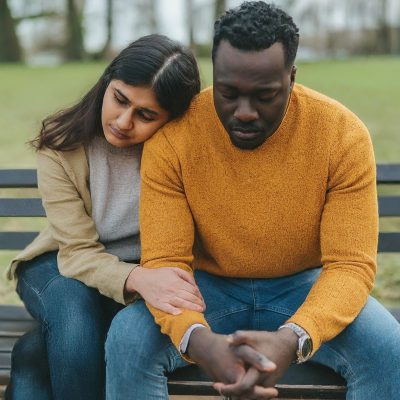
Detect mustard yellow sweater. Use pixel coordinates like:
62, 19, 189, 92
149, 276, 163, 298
140, 84, 378, 355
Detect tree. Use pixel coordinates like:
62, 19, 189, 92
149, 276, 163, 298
0, 0, 23, 62
134, 0, 159, 36
375, 0, 391, 54
100, 0, 113, 58
214, 0, 226, 20
185, 0, 195, 50
65, 0, 85, 60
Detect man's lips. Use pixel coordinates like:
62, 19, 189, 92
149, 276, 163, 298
231, 129, 263, 140
110, 125, 130, 140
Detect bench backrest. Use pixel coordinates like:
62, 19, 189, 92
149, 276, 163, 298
1, 166, 400, 251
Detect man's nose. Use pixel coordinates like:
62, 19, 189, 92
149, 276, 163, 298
117, 109, 134, 130
233, 98, 258, 122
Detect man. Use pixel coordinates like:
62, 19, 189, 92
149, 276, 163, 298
106, 2, 400, 399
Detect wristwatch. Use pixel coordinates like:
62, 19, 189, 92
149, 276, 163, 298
279, 322, 313, 364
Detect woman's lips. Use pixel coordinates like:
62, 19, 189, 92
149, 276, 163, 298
110, 125, 130, 140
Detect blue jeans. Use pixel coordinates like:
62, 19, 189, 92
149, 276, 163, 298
7, 252, 123, 400
105, 268, 400, 400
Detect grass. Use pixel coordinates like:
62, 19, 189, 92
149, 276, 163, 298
0, 56, 399, 306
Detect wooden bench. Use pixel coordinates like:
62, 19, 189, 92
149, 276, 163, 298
1, 166, 399, 399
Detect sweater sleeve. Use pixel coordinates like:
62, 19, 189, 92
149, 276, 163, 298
37, 149, 137, 305
140, 132, 209, 352
288, 117, 378, 353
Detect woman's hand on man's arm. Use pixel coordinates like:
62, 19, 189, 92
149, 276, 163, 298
124, 266, 205, 315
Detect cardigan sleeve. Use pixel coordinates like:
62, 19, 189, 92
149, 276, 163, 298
37, 148, 137, 305
140, 133, 209, 353
288, 116, 378, 353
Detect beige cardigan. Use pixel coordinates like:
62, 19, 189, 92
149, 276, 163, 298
6, 145, 137, 305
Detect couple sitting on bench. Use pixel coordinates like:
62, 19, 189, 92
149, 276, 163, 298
6, 2, 400, 399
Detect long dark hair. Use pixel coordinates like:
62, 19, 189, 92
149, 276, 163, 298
32, 34, 201, 151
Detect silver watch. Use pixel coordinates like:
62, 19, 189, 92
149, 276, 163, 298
279, 322, 313, 363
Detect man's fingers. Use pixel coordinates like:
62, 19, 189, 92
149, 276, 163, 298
232, 344, 276, 371
252, 384, 279, 399
227, 330, 256, 346
213, 367, 262, 398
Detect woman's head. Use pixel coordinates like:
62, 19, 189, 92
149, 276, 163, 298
34, 34, 200, 150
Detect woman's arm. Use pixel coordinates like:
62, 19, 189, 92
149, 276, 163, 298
37, 147, 204, 312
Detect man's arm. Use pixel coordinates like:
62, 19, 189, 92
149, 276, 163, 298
140, 132, 210, 351
287, 118, 378, 352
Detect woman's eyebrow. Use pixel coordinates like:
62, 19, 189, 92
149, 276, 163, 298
114, 88, 159, 116
139, 107, 158, 116
114, 88, 130, 103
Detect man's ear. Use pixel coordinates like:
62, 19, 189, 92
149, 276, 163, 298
290, 65, 297, 90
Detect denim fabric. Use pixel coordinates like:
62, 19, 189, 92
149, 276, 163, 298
7, 252, 123, 400
105, 268, 400, 400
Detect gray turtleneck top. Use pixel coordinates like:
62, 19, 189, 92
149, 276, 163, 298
88, 135, 141, 262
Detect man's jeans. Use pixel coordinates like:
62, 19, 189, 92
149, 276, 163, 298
106, 267, 400, 400
6, 252, 122, 400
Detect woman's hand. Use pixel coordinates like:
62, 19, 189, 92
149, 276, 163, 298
124, 266, 205, 315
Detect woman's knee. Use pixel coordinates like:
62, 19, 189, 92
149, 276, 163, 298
12, 329, 48, 374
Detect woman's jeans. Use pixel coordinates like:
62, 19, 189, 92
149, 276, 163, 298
6, 251, 123, 400
106, 268, 400, 400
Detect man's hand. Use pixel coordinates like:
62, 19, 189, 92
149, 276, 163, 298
215, 328, 298, 397
188, 328, 279, 399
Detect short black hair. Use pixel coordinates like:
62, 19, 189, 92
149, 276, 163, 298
212, 1, 299, 67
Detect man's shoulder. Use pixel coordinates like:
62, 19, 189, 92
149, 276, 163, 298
294, 84, 348, 112
146, 87, 215, 149
166, 86, 214, 132
293, 84, 368, 132
294, 84, 360, 119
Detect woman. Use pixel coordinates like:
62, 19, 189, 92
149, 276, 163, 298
6, 34, 203, 400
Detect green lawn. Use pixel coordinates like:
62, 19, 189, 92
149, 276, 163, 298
0, 57, 399, 305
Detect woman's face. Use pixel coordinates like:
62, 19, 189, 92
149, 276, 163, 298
101, 80, 169, 148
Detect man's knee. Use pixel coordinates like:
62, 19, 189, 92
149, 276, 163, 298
106, 301, 177, 369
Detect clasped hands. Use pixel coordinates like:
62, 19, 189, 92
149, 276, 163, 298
188, 327, 298, 400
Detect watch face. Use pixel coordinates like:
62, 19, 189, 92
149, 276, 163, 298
300, 337, 313, 359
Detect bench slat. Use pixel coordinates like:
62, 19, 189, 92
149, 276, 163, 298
378, 196, 400, 217
378, 232, 400, 252
0, 170, 37, 188
377, 164, 400, 183
0, 306, 33, 321
0, 199, 45, 217
0, 338, 18, 352
0, 197, 398, 218
0, 354, 11, 370
167, 363, 346, 398
0, 165, 398, 188
0, 232, 39, 250
0, 232, 398, 252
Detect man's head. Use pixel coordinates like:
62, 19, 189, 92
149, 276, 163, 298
212, 2, 299, 149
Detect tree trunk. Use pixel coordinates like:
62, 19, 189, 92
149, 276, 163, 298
65, 0, 85, 60
100, 0, 113, 58
185, 0, 195, 50
146, 0, 158, 32
0, 0, 23, 62
135, 0, 158, 35
214, 0, 226, 20
376, 0, 391, 54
